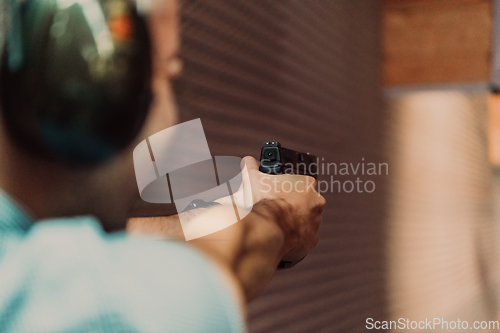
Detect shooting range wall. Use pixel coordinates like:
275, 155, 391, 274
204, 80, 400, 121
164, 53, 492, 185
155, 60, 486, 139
174, 1, 387, 331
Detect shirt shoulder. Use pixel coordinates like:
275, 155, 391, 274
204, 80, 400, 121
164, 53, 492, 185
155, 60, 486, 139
0, 217, 245, 332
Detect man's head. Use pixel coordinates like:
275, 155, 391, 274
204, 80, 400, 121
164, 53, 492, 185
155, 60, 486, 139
0, 0, 180, 230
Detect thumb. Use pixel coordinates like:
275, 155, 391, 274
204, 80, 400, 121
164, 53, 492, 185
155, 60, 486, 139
226, 156, 259, 210
242, 156, 260, 172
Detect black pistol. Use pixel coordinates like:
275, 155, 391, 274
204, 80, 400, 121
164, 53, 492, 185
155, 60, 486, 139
259, 141, 317, 269
259, 141, 317, 179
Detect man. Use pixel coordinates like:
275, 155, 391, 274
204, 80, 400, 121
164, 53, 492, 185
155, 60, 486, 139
0, 0, 325, 331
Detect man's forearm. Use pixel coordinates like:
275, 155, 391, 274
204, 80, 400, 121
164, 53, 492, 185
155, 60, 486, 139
128, 201, 290, 302
188, 201, 291, 301
127, 205, 214, 240
127, 215, 185, 240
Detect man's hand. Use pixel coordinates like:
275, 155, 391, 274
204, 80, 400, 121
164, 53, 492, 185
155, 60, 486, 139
240, 156, 324, 262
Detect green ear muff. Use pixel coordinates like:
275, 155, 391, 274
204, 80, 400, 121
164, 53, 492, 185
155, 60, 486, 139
0, 0, 153, 164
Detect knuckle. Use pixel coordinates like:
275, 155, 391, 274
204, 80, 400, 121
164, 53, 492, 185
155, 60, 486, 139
310, 233, 320, 248
305, 175, 316, 183
242, 156, 259, 170
243, 155, 256, 163
316, 216, 323, 228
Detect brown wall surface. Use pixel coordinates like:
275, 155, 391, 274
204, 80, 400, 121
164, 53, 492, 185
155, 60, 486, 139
174, 1, 388, 331
383, 0, 492, 86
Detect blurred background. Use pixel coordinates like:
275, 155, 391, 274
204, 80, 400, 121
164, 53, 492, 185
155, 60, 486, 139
172, 0, 500, 331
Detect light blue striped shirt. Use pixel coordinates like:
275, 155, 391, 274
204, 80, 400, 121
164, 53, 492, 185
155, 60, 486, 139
0, 191, 244, 332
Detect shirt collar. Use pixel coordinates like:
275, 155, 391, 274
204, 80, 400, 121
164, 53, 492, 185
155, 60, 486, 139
0, 189, 34, 234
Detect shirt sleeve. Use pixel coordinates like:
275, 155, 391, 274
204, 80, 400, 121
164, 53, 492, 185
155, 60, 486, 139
101, 234, 246, 333
2, 217, 245, 333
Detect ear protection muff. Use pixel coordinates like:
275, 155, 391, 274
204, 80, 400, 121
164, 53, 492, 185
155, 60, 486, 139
0, 0, 152, 164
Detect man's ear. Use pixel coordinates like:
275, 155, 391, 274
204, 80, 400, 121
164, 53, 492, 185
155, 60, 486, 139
137, 79, 178, 142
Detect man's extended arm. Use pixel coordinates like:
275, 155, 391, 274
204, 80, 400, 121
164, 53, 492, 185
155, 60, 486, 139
127, 156, 325, 302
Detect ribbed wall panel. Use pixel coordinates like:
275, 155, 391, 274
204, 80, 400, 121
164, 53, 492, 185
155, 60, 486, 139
174, 1, 387, 332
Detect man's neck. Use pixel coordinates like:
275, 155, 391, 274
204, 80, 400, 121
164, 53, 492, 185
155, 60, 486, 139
0, 128, 138, 231
0, 139, 91, 220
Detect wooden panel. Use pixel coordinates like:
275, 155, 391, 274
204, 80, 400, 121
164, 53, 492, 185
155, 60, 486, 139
383, 0, 492, 86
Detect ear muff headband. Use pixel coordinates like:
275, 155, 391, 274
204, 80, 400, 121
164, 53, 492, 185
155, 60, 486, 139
0, 0, 153, 164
